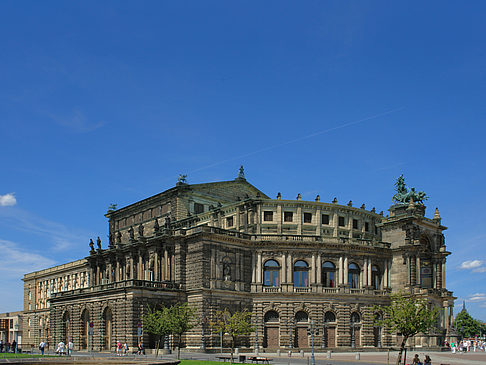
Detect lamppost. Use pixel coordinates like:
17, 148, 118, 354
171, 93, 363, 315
350, 321, 356, 349
254, 316, 259, 355
321, 322, 327, 349
287, 318, 295, 349
200, 315, 207, 351
66, 319, 70, 356
307, 320, 318, 365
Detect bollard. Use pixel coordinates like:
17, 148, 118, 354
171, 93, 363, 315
277, 349, 281, 356
355, 352, 360, 360
327, 350, 332, 358
300, 350, 305, 357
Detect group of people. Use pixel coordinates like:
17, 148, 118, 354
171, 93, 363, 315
0, 340, 17, 353
411, 354, 432, 365
448, 339, 486, 353
55, 341, 73, 355
114, 341, 144, 355
115, 341, 130, 356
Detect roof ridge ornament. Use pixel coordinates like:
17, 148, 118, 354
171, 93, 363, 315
392, 175, 428, 205
237, 165, 246, 180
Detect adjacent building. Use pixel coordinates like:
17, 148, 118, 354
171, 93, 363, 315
22, 170, 455, 351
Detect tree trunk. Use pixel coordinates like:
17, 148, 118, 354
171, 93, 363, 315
396, 337, 408, 365
177, 333, 181, 359
156, 338, 160, 358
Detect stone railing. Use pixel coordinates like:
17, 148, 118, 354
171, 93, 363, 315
50, 279, 181, 298
182, 226, 390, 248
263, 286, 282, 293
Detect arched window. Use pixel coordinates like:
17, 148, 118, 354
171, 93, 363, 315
322, 261, 336, 287
324, 311, 336, 323
295, 311, 308, 323
351, 312, 361, 323
62, 311, 70, 343
348, 263, 360, 289
372, 265, 381, 289
264, 260, 280, 287
293, 260, 309, 287
264, 310, 279, 323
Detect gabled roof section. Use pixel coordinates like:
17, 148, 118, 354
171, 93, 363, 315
184, 178, 269, 202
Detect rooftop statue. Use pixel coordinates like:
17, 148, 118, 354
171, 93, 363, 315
238, 165, 245, 179
178, 174, 187, 184
392, 175, 428, 205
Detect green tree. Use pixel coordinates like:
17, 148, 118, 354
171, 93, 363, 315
454, 309, 486, 339
374, 293, 439, 365
169, 303, 197, 359
210, 308, 255, 364
142, 306, 172, 357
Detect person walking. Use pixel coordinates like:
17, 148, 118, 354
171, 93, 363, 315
424, 354, 432, 365
412, 353, 422, 365
39, 341, 46, 355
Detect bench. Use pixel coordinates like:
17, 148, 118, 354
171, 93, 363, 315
248, 356, 272, 364
216, 356, 232, 362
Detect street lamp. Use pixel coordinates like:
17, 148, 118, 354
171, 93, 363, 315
66, 319, 70, 356
287, 318, 295, 349
350, 322, 356, 348
200, 315, 206, 351
254, 316, 259, 355
307, 320, 318, 365
321, 322, 327, 349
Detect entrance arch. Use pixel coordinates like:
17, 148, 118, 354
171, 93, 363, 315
80, 309, 90, 350
102, 307, 113, 350
263, 311, 279, 348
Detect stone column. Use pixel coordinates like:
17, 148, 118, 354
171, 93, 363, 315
256, 252, 262, 284
296, 205, 302, 235
236, 207, 241, 231
333, 211, 339, 237
338, 256, 343, 285
251, 251, 256, 283
361, 259, 366, 287
442, 259, 446, 288
316, 208, 321, 236
311, 254, 316, 284
281, 252, 287, 283
344, 257, 349, 285
130, 257, 134, 280
277, 204, 282, 234
256, 205, 262, 234
384, 260, 389, 288
317, 253, 322, 284
287, 253, 293, 285
154, 251, 159, 281
367, 260, 372, 287
416, 256, 421, 286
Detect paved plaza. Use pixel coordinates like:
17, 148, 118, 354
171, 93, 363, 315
4, 350, 484, 365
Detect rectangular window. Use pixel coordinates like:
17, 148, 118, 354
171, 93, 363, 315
284, 211, 293, 222
194, 203, 204, 214
338, 216, 345, 227
264, 211, 273, 221
365, 222, 370, 232
353, 219, 359, 229
226, 216, 234, 227
322, 214, 330, 225
303, 212, 312, 223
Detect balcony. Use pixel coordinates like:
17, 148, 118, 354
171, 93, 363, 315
294, 287, 312, 293
263, 286, 282, 293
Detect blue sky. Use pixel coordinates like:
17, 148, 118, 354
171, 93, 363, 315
1, 1, 485, 320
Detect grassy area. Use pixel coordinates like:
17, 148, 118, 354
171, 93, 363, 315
180, 361, 243, 365
0, 353, 56, 358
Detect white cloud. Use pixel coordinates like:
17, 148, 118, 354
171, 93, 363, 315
0, 239, 55, 277
0, 207, 95, 252
460, 260, 483, 270
50, 108, 105, 133
0, 193, 17, 206
469, 293, 486, 302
